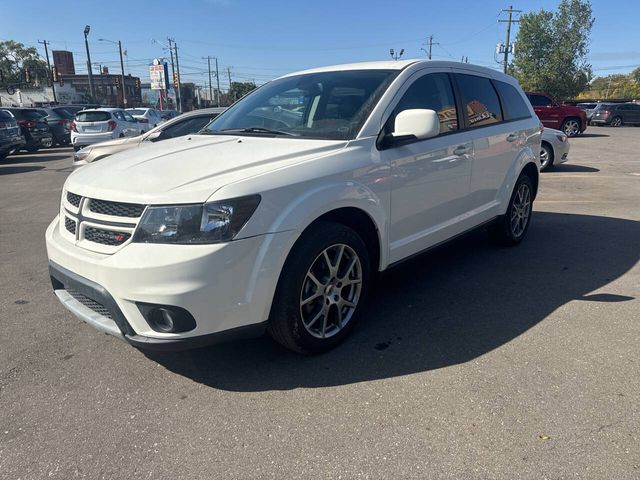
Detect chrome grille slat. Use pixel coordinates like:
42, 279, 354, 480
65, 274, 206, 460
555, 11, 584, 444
89, 199, 145, 218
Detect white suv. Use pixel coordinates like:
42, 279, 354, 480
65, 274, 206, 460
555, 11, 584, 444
46, 60, 541, 353
71, 108, 141, 151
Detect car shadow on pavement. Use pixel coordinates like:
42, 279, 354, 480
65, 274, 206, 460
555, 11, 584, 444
577, 133, 610, 138
146, 212, 639, 392
551, 164, 600, 173
0, 165, 45, 175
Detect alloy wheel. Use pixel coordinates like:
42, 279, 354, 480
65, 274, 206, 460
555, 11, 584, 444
299, 244, 363, 339
563, 120, 580, 136
510, 183, 531, 238
539, 147, 550, 169
611, 117, 622, 127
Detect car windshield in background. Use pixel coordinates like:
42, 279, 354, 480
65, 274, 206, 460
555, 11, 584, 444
204, 70, 398, 140
76, 111, 111, 122
127, 109, 147, 115
22, 110, 45, 120
53, 108, 74, 119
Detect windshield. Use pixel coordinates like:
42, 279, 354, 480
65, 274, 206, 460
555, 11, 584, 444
127, 109, 147, 115
204, 69, 398, 140
76, 111, 111, 122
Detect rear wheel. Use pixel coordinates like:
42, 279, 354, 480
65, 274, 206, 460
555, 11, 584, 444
561, 118, 581, 137
610, 116, 623, 127
489, 174, 534, 246
540, 143, 554, 172
268, 221, 371, 354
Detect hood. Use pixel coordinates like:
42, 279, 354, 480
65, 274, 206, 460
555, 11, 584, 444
86, 135, 142, 149
66, 134, 346, 204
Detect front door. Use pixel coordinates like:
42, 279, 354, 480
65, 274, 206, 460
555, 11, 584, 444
382, 71, 473, 263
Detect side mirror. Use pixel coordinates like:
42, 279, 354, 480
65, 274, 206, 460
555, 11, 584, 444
145, 130, 165, 142
383, 109, 440, 147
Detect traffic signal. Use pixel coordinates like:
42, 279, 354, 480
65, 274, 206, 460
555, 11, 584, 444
135, 78, 141, 91
173, 72, 179, 89
115, 75, 121, 89
51, 65, 58, 82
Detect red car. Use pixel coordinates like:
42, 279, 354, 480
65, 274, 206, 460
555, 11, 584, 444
526, 92, 588, 137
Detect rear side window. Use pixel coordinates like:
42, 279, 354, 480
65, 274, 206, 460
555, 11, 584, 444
454, 74, 503, 128
394, 73, 459, 134
494, 81, 531, 120
76, 111, 111, 122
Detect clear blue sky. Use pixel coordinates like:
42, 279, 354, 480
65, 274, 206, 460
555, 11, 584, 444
1, 0, 638, 89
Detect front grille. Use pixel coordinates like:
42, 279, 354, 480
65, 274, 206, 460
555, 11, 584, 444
89, 199, 144, 218
67, 192, 82, 207
84, 226, 131, 246
66, 288, 113, 319
64, 217, 76, 235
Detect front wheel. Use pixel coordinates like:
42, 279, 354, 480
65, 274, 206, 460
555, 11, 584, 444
489, 174, 534, 246
610, 116, 623, 127
268, 221, 371, 354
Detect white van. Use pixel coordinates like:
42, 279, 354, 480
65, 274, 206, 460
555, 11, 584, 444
46, 60, 541, 353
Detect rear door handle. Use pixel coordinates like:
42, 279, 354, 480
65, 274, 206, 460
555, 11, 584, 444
453, 144, 472, 156
506, 133, 519, 142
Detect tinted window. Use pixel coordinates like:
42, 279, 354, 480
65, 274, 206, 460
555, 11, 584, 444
162, 116, 212, 138
528, 94, 552, 107
455, 74, 503, 128
127, 109, 147, 115
21, 110, 46, 120
394, 73, 458, 134
494, 81, 531, 120
76, 111, 111, 122
53, 108, 74, 119
0, 110, 14, 119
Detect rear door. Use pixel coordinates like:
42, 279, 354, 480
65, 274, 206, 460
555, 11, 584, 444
453, 72, 514, 220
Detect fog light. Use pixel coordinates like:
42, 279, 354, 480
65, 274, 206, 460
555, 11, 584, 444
137, 303, 197, 333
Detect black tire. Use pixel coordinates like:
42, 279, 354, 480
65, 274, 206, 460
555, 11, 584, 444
540, 142, 554, 172
73, 146, 82, 152
561, 117, 581, 137
268, 221, 371, 354
488, 174, 534, 246
0, 151, 7, 161
610, 116, 623, 127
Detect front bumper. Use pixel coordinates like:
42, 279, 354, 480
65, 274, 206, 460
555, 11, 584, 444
46, 216, 297, 350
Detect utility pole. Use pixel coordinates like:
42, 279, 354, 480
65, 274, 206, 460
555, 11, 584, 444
173, 42, 182, 112
38, 40, 57, 103
227, 67, 232, 102
167, 38, 181, 112
118, 40, 127, 107
83, 25, 96, 102
204, 56, 213, 107
166, 39, 176, 109
498, 6, 521, 73
215, 57, 220, 107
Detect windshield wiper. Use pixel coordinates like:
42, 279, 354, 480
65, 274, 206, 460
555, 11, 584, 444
219, 127, 298, 136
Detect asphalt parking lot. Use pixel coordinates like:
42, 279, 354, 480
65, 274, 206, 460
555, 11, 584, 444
1, 128, 638, 479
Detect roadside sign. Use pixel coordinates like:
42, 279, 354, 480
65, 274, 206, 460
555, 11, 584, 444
149, 63, 166, 90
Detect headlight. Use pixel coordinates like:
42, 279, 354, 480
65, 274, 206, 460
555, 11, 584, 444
556, 134, 567, 142
74, 147, 92, 162
133, 195, 261, 244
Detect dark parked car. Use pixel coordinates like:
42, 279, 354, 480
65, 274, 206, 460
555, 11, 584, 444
59, 104, 102, 116
0, 109, 26, 160
591, 102, 640, 127
3, 108, 53, 152
525, 92, 588, 137
576, 102, 600, 124
33, 107, 74, 146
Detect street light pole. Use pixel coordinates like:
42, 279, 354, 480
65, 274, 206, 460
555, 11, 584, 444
83, 25, 96, 102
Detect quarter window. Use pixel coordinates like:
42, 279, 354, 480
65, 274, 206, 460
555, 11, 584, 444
393, 73, 459, 135
455, 74, 503, 128
494, 81, 531, 120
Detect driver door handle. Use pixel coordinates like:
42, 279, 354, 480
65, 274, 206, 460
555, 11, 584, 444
453, 144, 472, 156
506, 132, 519, 142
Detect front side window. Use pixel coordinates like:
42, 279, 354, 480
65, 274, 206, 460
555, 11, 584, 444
204, 70, 398, 140
455, 74, 503, 128
159, 116, 212, 139
393, 73, 459, 135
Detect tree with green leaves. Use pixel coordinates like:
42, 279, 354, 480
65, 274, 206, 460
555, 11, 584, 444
510, 0, 595, 99
228, 81, 257, 104
0, 40, 49, 88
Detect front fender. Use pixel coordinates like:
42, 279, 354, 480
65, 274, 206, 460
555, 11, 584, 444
497, 144, 539, 215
